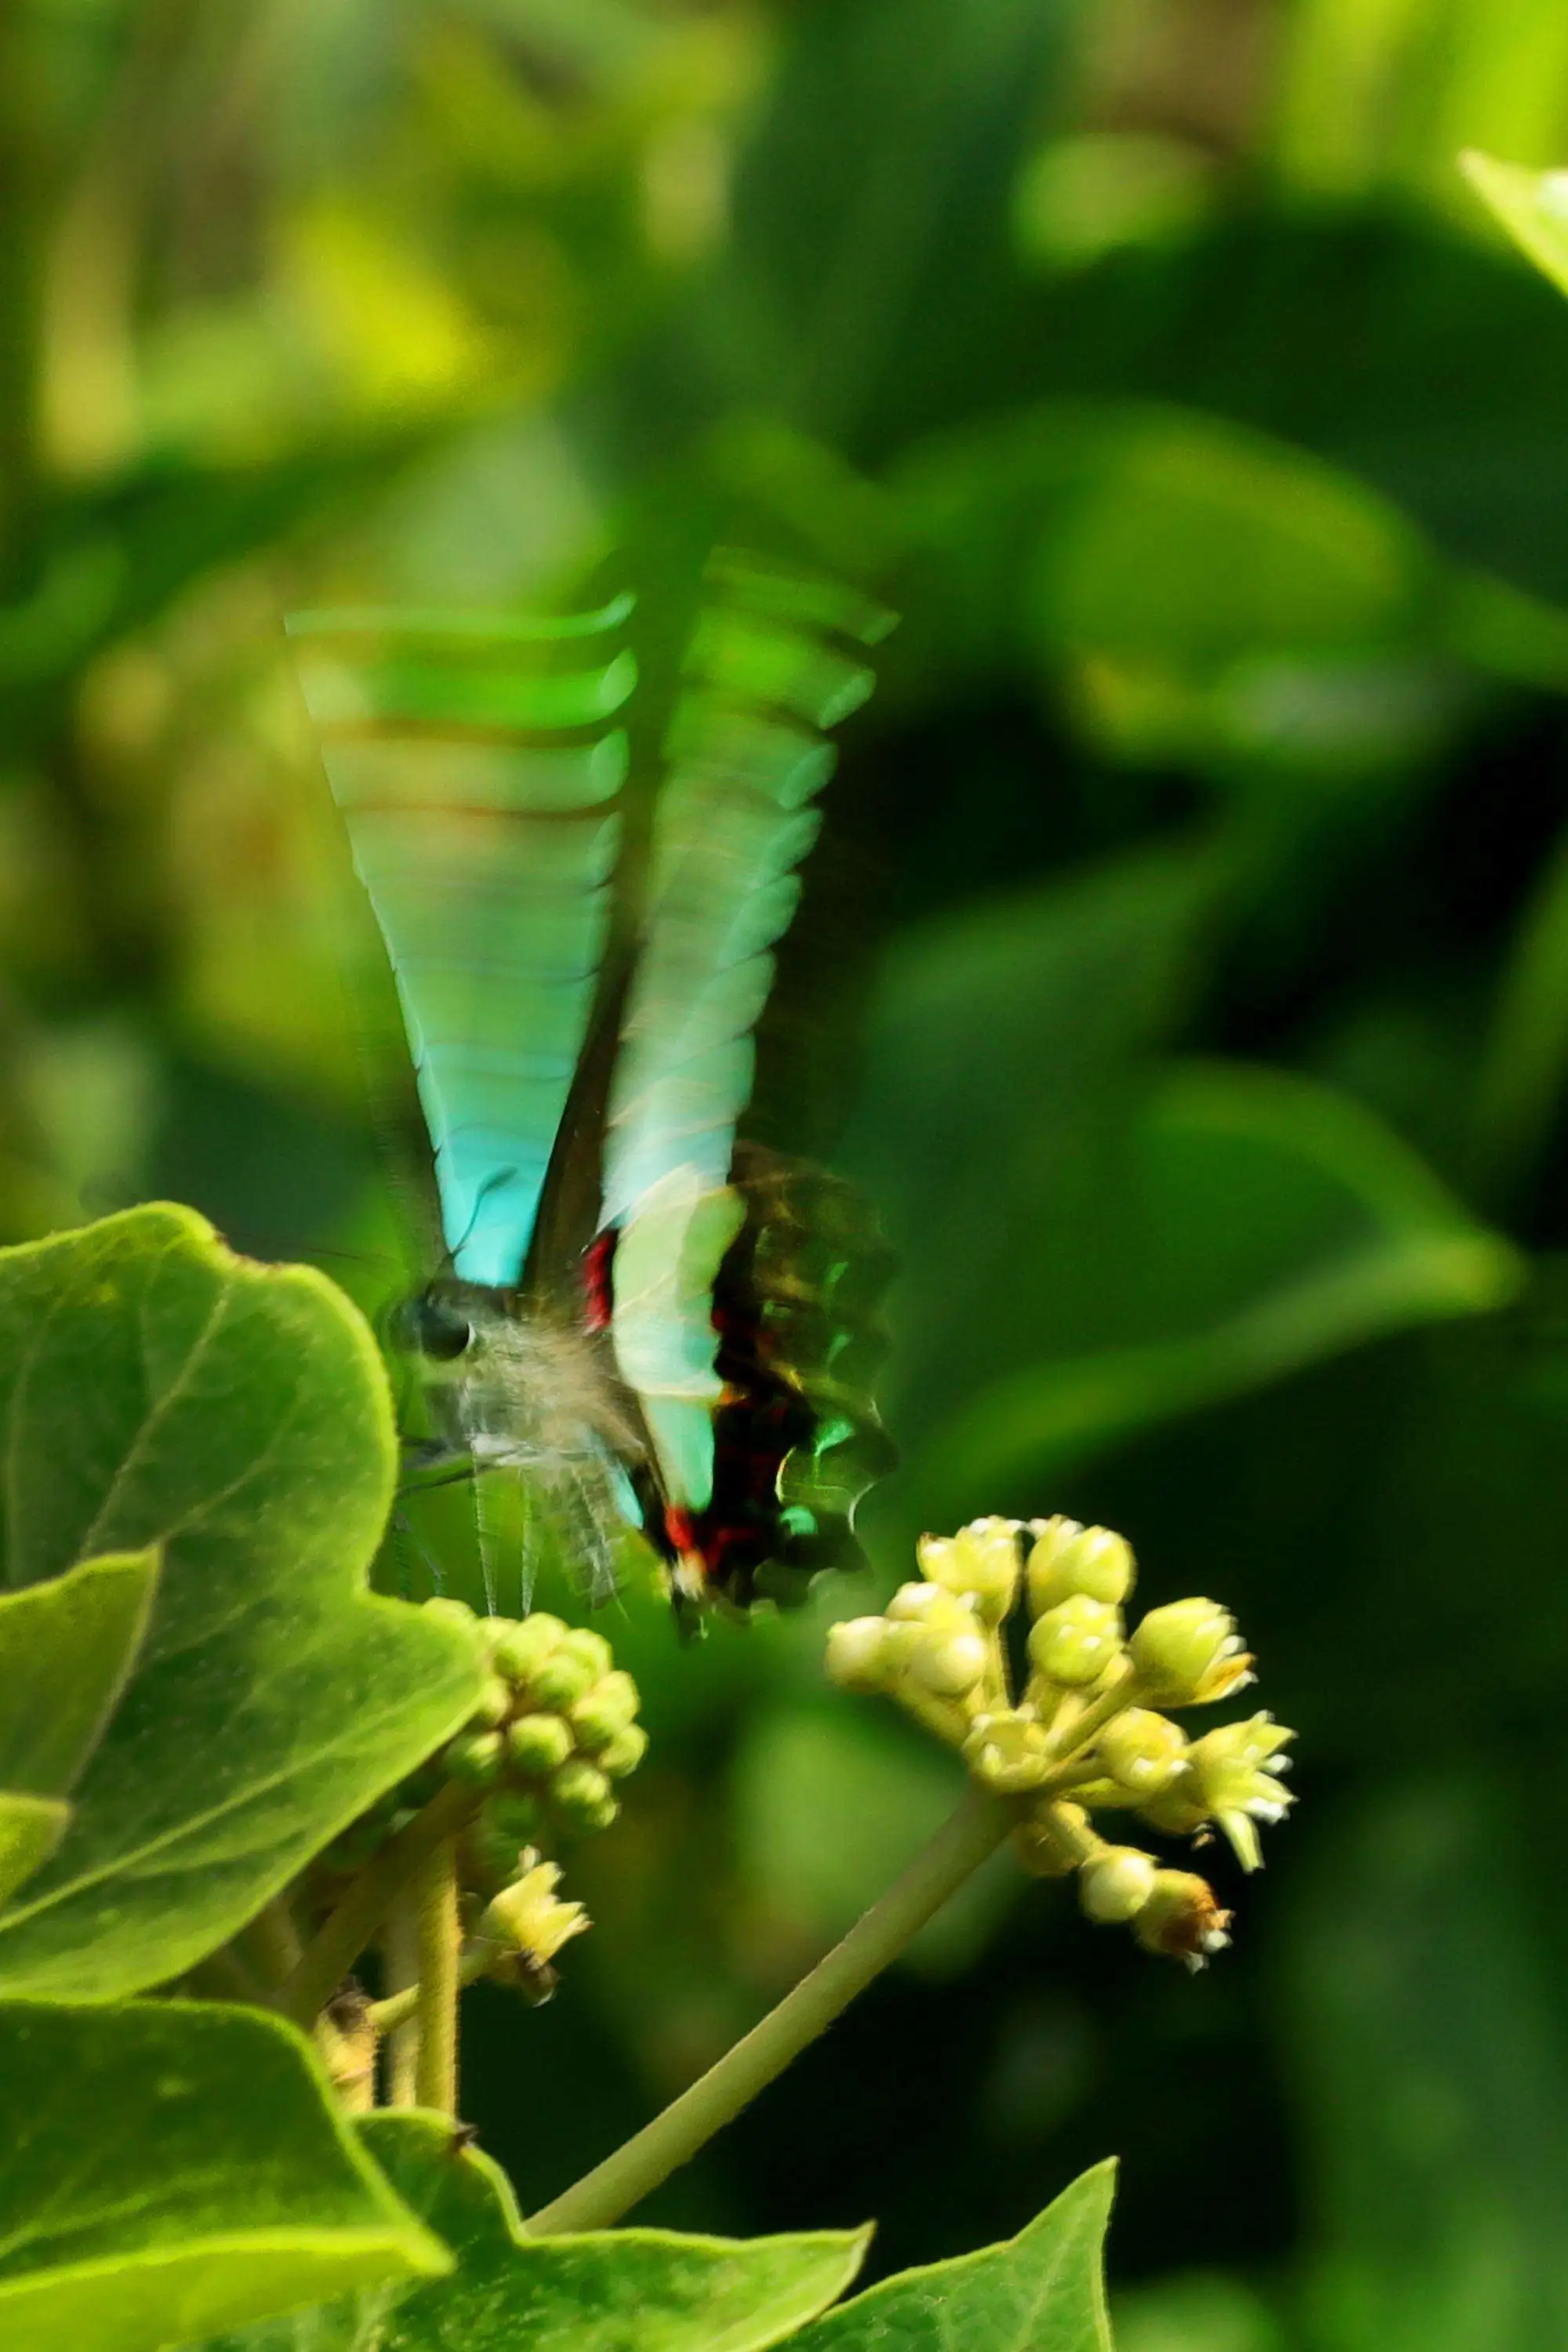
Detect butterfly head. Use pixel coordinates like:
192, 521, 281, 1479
385, 1281, 481, 1371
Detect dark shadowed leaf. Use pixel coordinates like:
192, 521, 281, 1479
0, 1548, 158, 1795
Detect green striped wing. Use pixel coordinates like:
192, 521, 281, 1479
606, 556, 895, 1510
289, 600, 636, 1289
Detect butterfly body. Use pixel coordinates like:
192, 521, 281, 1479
292, 557, 895, 1613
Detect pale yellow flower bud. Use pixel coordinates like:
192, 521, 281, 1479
908, 1627, 990, 1698
479, 1854, 590, 1968
1182, 1713, 1295, 1871
826, 1616, 895, 1692
1128, 1599, 1252, 1706
1096, 1708, 1187, 1798
962, 1709, 1054, 1793
1132, 1870, 1232, 1968
1028, 1593, 1125, 1688
918, 1518, 1022, 1623
1080, 1846, 1160, 1924
886, 1581, 973, 1632
1026, 1518, 1135, 1613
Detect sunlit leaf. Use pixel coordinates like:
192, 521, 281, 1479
0, 2000, 448, 2352
784, 2159, 1115, 2352
0, 1795, 69, 1907
0, 1205, 484, 1997
1463, 151, 1568, 303
189, 2109, 871, 2351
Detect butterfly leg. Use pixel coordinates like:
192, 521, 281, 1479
388, 1502, 448, 1599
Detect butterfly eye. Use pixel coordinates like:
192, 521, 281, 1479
389, 1295, 473, 1363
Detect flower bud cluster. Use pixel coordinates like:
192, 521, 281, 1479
320, 1600, 644, 1965
825, 1514, 1295, 1966
444, 1602, 646, 1849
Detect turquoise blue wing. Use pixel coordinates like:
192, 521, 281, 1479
605, 556, 895, 1512
288, 601, 636, 1288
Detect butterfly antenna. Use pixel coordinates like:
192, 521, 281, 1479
305, 1241, 405, 1276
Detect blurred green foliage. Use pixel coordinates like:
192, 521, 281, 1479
7, 0, 1568, 2343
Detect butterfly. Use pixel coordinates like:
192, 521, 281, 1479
288, 553, 897, 1617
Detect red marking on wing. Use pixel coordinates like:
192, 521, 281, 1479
582, 1229, 618, 1333
660, 1254, 813, 1602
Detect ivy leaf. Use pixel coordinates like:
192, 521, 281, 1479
0, 1549, 159, 1795
781, 2161, 1115, 2352
0, 1999, 448, 2352
0, 1205, 485, 1997
1461, 152, 1568, 305
187, 2109, 871, 2351
0, 1795, 70, 1907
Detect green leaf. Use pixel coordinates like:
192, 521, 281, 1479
0, 1998, 448, 2352
1019, 209, 1568, 606
1468, 818, 1568, 1203
893, 398, 1568, 783
733, 0, 1065, 447
190, 2109, 871, 2350
849, 852, 1519, 1530
783, 2159, 1116, 2352
844, 845, 1218, 1468
916, 1059, 1522, 1505
1462, 151, 1568, 303
0, 1793, 70, 1906
0, 1205, 485, 1997
1283, 1780, 1568, 2350
0, 1548, 159, 1794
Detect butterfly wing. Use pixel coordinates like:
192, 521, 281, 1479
601, 555, 896, 1587
288, 600, 637, 1289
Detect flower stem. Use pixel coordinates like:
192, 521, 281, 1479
412, 1838, 461, 2114
524, 1787, 1011, 2235
244, 1893, 303, 1990
274, 1780, 478, 2030
369, 1940, 499, 2039
381, 1892, 422, 2107
1045, 1661, 1135, 1762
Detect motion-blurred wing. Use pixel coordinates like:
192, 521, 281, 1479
289, 601, 635, 1288
605, 556, 895, 1519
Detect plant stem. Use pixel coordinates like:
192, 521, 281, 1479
370, 1940, 499, 2039
381, 1893, 422, 2107
412, 1840, 460, 2114
244, 1893, 304, 1991
274, 1780, 478, 2031
1045, 1662, 1135, 1762
524, 1787, 1011, 2235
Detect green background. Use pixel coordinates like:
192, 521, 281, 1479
5, 2, 1568, 2345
